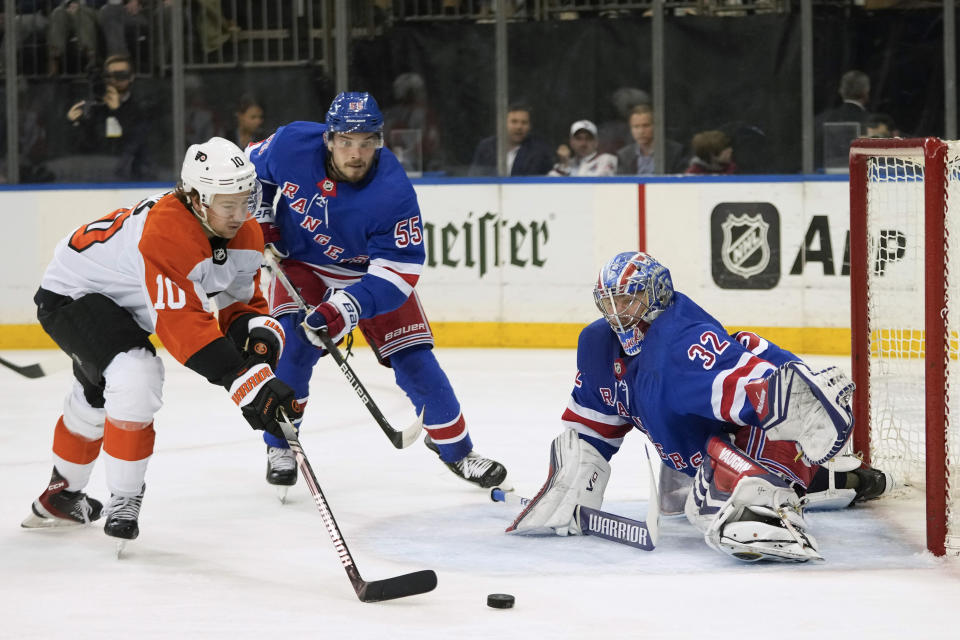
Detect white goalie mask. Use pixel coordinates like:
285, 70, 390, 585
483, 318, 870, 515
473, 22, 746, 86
180, 137, 262, 232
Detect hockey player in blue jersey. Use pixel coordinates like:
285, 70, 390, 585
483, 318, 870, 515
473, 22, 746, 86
246, 91, 507, 491
508, 251, 891, 562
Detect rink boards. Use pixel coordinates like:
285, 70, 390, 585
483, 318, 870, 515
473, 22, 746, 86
0, 176, 853, 353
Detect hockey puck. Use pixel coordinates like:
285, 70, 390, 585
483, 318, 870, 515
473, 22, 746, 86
487, 593, 515, 609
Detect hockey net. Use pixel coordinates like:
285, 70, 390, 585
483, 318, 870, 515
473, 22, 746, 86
849, 137, 960, 556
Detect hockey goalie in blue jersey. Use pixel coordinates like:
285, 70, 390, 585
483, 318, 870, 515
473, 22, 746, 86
246, 91, 507, 491
507, 251, 892, 562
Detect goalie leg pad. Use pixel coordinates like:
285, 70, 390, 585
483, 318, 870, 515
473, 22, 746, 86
506, 429, 610, 536
746, 361, 855, 465
686, 438, 822, 562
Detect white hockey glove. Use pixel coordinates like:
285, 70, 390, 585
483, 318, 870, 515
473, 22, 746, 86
506, 429, 610, 536
745, 362, 855, 465
300, 290, 360, 346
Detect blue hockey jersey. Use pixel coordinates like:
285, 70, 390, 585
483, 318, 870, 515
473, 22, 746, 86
247, 121, 424, 318
564, 292, 799, 476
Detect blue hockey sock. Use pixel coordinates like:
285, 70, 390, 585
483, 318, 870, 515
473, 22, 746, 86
391, 346, 473, 462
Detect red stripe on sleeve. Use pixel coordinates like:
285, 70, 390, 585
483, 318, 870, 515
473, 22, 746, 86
561, 407, 631, 439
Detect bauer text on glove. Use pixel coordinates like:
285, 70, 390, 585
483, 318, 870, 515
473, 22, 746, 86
301, 290, 360, 345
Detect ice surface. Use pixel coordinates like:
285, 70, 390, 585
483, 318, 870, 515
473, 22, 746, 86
1, 348, 958, 639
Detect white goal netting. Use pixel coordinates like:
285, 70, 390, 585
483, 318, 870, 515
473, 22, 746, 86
859, 140, 960, 554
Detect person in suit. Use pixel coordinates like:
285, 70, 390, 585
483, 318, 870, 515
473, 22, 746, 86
468, 103, 553, 176
615, 104, 686, 175
815, 70, 871, 169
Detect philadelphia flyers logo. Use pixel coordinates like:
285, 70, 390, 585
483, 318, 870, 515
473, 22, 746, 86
254, 342, 268, 356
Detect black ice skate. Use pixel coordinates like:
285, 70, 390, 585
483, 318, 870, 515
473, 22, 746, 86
851, 466, 895, 502
104, 484, 145, 557
267, 446, 298, 503
21, 467, 103, 528
424, 434, 509, 490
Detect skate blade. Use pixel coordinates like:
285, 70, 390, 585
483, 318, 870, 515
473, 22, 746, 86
21, 512, 85, 529
275, 485, 290, 504
115, 539, 128, 559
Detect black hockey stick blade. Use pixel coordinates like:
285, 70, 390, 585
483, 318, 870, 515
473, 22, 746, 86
0, 355, 53, 379
277, 410, 437, 603
352, 568, 438, 603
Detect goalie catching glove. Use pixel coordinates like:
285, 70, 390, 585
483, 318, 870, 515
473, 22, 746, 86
506, 429, 610, 536
745, 361, 855, 465
300, 289, 360, 346
225, 361, 302, 439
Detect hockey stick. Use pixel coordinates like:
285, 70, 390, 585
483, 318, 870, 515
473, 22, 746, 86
491, 488, 656, 551
0, 353, 70, 379
261, 251, 424, 449
277, 408, 437, 602
491, 441, 662, 551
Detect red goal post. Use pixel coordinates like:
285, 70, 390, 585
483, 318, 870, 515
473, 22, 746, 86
849, 137, 957, 557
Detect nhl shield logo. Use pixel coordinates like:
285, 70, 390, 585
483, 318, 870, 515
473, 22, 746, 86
720, 213, 770, 279
213, 247, 227, 264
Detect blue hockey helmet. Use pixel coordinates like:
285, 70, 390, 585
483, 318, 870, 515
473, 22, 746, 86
325, 91, 384, 133
593, 251, 675, 355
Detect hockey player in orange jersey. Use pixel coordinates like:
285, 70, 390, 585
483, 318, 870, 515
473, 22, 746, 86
21, 137, 303, 545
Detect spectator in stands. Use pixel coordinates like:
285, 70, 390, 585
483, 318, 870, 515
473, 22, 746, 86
616, 104, 686, 175
685, 130, 737, 175
192, 0, 239, 55
597, 87, 650, 155
225, 94, 265, 151
815, 70, 871, 169
98, 0, 148, 60
549, 119, 617, 177
48, 0, 101, 76
384, 72, 444, 173
183, 73, 221, 146
468, 102, 553, 176
865, 113, 897, 139
65, 54, 155, 180
0, 2, 49, 69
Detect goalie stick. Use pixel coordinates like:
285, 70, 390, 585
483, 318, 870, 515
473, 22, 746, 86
277, 409, 437, 602
491, 488, 658, 551
0, 354, 70, 379
262, 251, 424, 449
492, 442, 662, 551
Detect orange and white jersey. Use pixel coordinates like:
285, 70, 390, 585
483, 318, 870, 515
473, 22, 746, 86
41, 191, 268, 368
